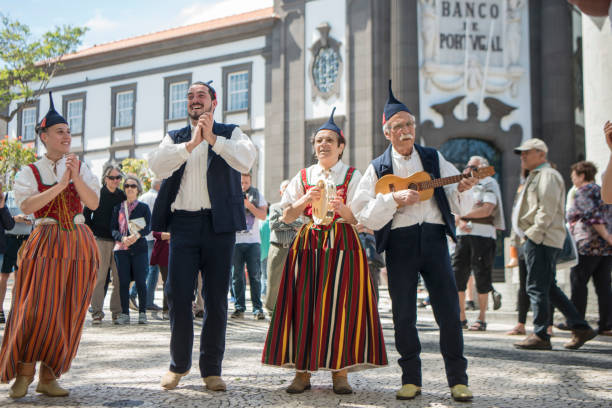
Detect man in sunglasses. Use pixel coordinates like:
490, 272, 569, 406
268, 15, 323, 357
148, 81, 256, 393
452, 156, 505, 332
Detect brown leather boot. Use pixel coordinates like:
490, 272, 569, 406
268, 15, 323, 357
286, 371, 311, 394
36, 363, 69, 397
564, 328, 597, 350
8, 362, 35, 399
332, 369, 353, 394
513, 334, 552, 350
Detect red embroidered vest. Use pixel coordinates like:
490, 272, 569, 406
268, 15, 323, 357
29, 163, 83, 231
301, 166, 355, 226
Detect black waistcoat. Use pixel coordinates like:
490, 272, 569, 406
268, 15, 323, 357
371, 144, 456, 253
151, 123, 247, 233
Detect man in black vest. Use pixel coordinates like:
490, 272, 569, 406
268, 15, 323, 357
351, 81, 477, 402
148, 81, 256, 392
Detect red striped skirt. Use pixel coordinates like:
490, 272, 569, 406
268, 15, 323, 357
262, 221, 387, 372
0, 224, 99, 382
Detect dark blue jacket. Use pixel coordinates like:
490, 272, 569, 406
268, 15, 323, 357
151, 123, 246, 233
111, 201, 151, 254
0, 201, 16, 254
371, 144, 456, 253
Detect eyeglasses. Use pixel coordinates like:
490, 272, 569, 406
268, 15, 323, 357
390, 122, 416, 134
124, 184, 138, 189
106, 175, 122, 181
466, 165, 479, 171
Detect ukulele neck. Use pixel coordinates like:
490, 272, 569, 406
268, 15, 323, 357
418, 174, 467, 191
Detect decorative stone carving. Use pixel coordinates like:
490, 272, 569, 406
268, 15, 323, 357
420, 0, 439, 63
505, 0, 524, 67
309, 22, 343, 100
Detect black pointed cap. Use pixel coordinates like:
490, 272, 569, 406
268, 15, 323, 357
37, 92, 67, 131
382, 80, 412, 125
316, 107, 345, 143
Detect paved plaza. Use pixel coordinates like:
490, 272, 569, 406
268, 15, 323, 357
0, 288, 610, 408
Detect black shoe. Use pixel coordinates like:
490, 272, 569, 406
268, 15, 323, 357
147, 304, 162, 311
555, 322, 570, 331
0, 311, 5, 324
255, 311, 265, 320
465, 300, 476, 311
194, 310, 204, 318
231, 310, 244, 319
491, 290, 502, 310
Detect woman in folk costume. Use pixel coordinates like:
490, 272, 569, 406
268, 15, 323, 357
262, 108, 387, 394
0, 93, 100, 399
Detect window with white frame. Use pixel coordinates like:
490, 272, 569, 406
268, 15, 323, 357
22, 107, 37, 141
67, 99, 83, 134
227, 71, 249, 111
169, 81, 188, 120
115, 90, 134, 127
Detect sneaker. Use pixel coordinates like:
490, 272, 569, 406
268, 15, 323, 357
138, 312, 147, 325
0, 311, 5, 324
114, 314, 130, 325
491, 290, 502, 310
92, 315, 102, 325
255, 311, 265, 320
147, 304, 162, 311
129, 295, 138, 311
231, 310, 244, 319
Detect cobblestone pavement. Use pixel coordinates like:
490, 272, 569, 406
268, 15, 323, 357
0, 289, 610, 408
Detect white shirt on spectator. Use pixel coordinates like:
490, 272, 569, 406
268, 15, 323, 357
147, 125, 256, 212
236, 190, 267, 244
139, 188, 158, 240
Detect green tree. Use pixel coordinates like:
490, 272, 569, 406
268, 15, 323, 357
0, 136, 37, 190
0, 13, 87, 123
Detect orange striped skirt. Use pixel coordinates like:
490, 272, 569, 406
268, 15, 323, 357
0, 224, 99, 382
262, 221, 387, 372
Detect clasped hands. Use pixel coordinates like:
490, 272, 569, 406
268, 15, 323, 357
186, 113, 216, 153
58, 154, 82, 189
122, 234, 140, 247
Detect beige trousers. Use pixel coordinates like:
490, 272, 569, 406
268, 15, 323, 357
264, 244, 290, 313
89, 238, 121, 318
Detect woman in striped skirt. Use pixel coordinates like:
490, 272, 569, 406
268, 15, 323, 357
262, 108, 387, 394
0, 93, 100, 399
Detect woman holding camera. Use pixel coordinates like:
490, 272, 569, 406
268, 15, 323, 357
111, 175, 151, 325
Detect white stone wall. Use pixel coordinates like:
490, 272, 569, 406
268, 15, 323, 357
7, 36, 267, 180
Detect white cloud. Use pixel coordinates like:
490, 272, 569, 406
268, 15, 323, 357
177, 0, 273, 26
85, 10, 119, 32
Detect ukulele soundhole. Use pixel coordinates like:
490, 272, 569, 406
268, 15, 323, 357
389, 184, 396, 192
408, 183, 418, 191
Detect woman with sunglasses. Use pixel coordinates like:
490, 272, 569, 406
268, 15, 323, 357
111, 175, 151, 325
85, 164, 126, 324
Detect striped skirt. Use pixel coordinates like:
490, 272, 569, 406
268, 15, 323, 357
0, 224, 99, 382
262, 221, 387, 372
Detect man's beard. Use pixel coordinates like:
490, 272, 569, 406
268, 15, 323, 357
188, 103, 212, 120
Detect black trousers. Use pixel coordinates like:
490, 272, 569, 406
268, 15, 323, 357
570, 254, 612, 332
166, 210, 235, 377
386, 223, 468, 388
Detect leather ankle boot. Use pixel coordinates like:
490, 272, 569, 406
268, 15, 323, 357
36, 363, 69, 397
8, 362, 35, 399
332, 369, 353, 394
286, 371, 311, 394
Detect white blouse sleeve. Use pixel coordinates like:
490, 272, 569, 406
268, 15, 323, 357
438, 152, 474, 216
350, 164, 398, 231
80, 162, 101, 198
13, 166, 39, 214
279, 171, 305, 209
211, 127, 257, 174
345, 168, 362, 204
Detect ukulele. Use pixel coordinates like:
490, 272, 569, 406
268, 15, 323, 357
374, 166, 495, 201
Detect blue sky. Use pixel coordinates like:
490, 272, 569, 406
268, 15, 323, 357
2, 0, 272, 50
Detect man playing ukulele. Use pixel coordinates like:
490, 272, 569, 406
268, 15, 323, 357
351, 80, 477, 402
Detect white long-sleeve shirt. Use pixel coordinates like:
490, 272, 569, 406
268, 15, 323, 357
147, 125, 256, 212
350, 147, 473, 231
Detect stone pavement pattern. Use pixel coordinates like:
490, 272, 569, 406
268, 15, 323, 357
0, 290, 610, 408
